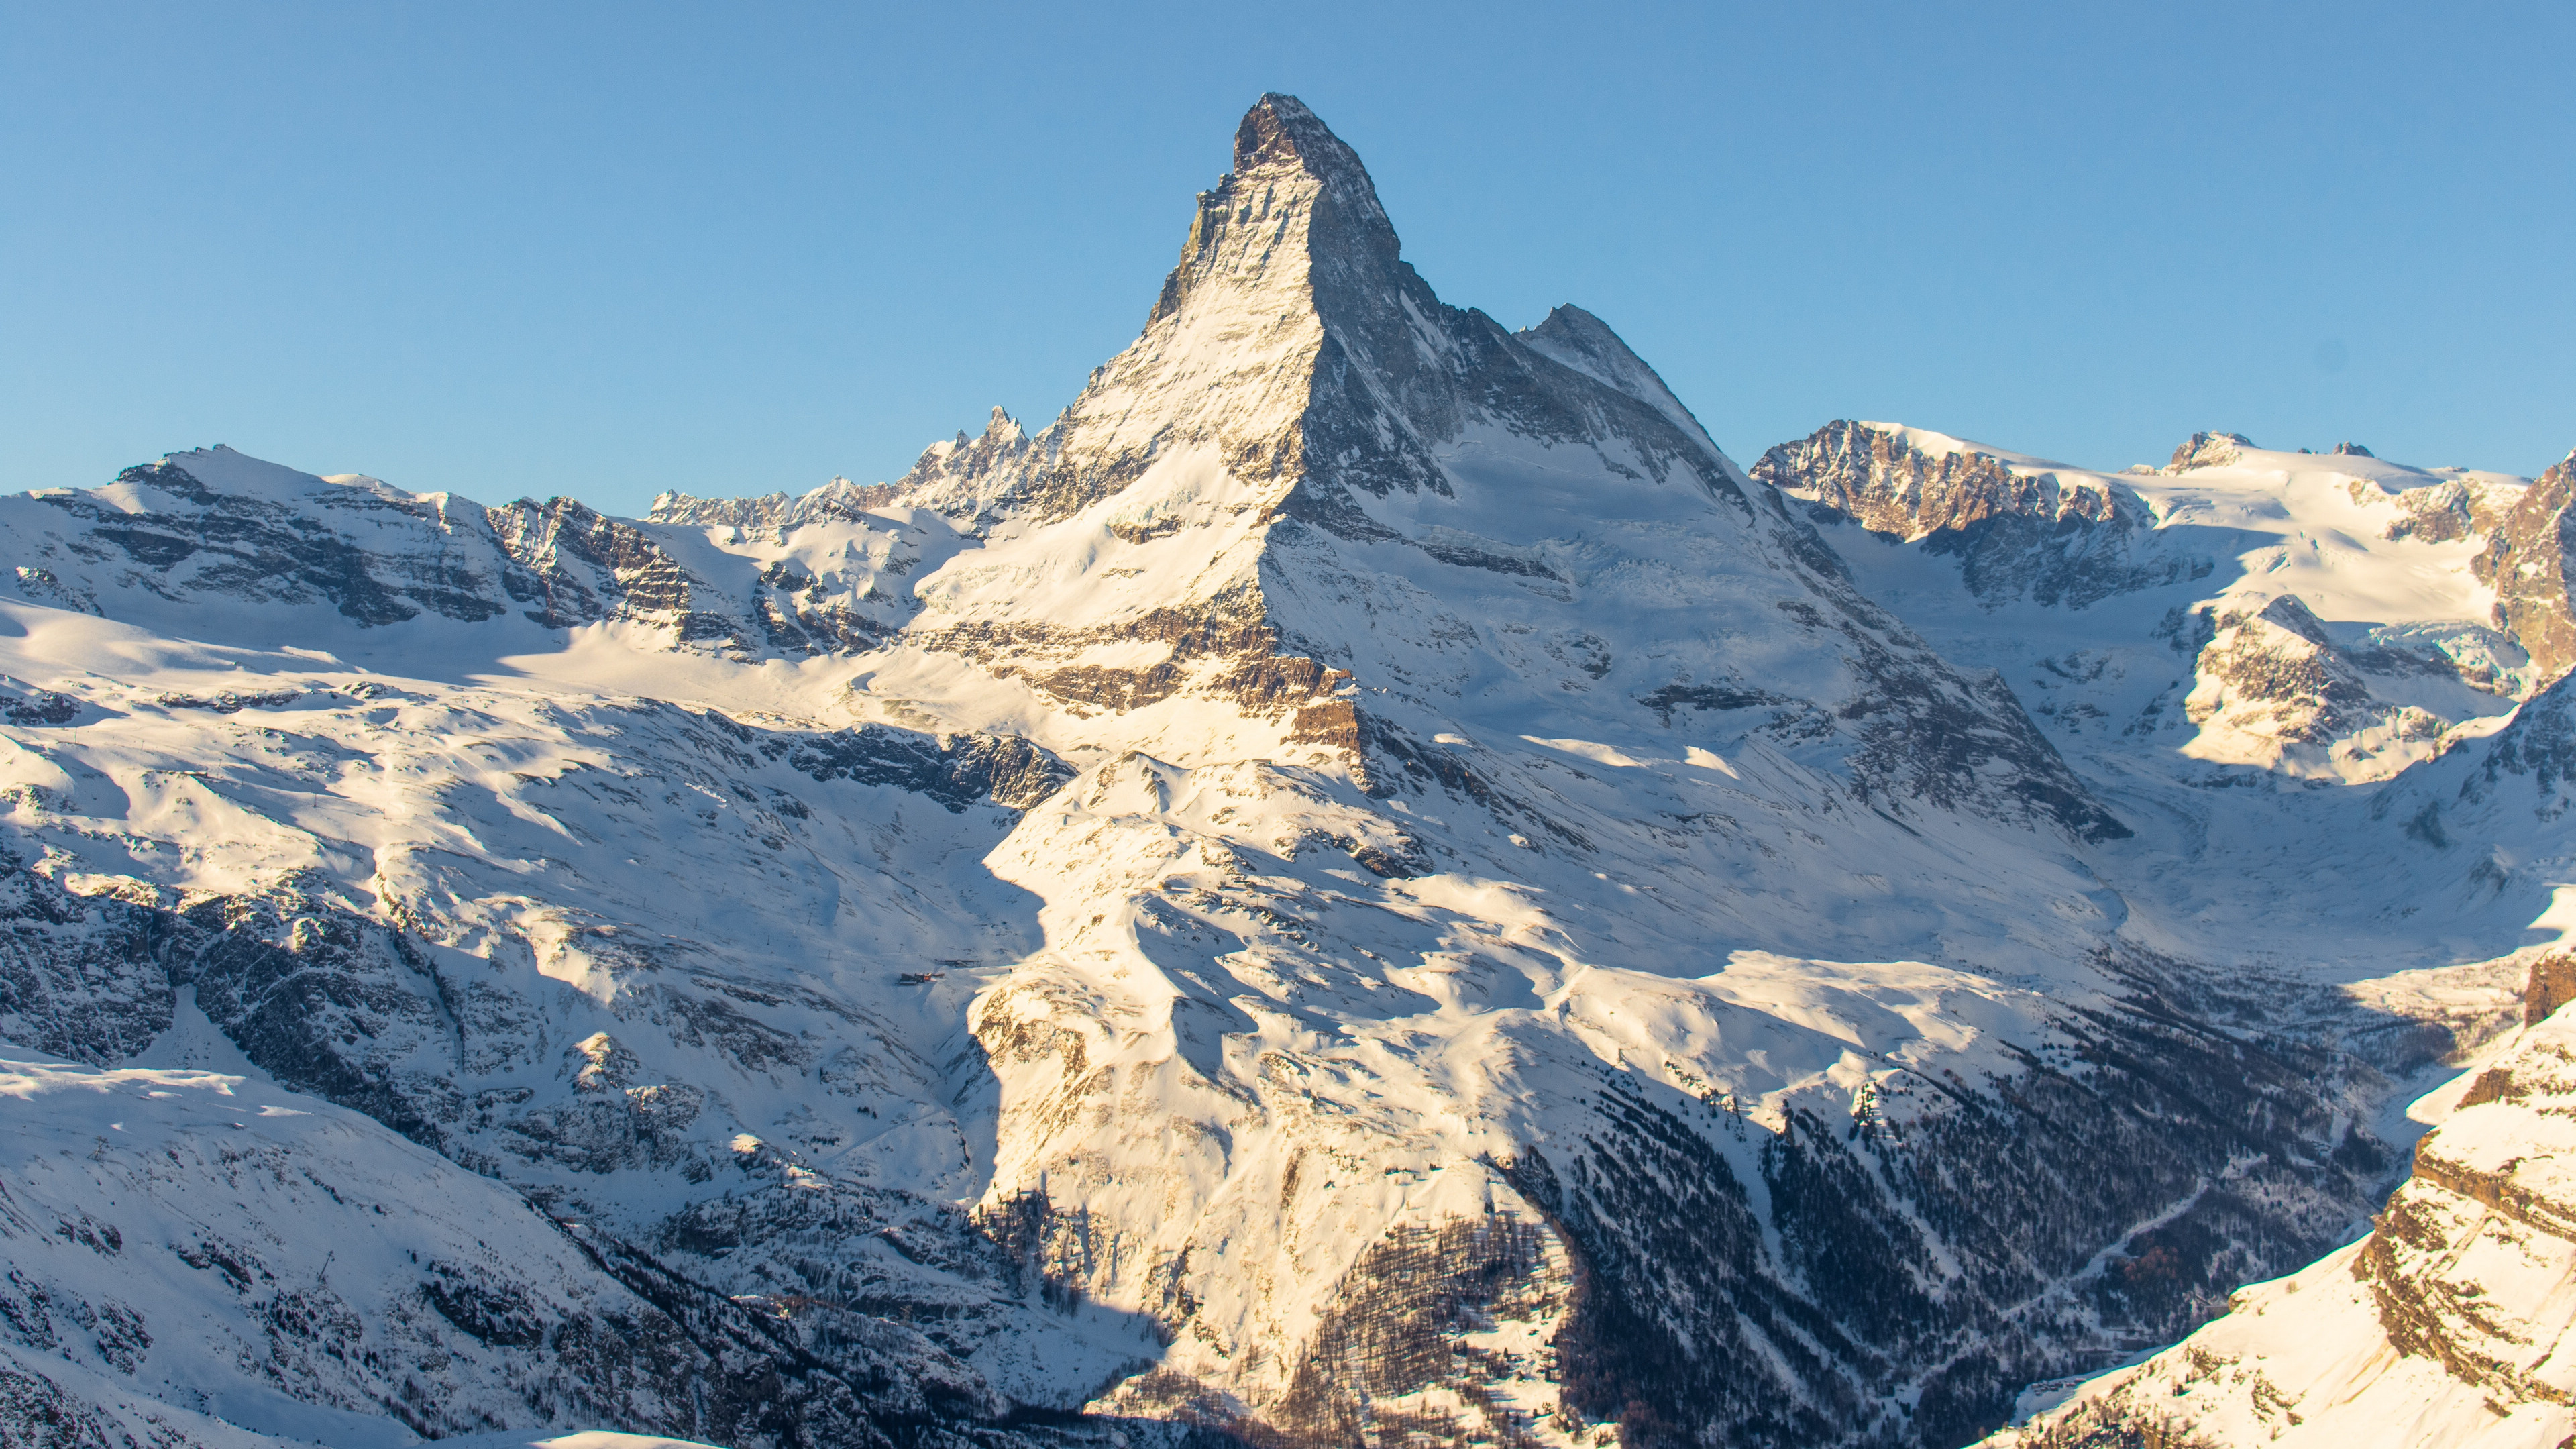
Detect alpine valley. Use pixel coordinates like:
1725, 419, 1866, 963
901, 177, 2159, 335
1, 96, 2569, 1449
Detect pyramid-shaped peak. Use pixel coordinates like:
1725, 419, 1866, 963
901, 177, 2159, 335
1236, 95, 1365, 180
1222, 94, 1392, 231
1141, 95, 1403, 333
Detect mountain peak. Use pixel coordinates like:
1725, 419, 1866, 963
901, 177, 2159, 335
2168, 429, 2256, 472
1517, 305, 1724, 456
1228, 95, 1387, 228
1144, 95, 1397, 332
1233, 94, 1356, 180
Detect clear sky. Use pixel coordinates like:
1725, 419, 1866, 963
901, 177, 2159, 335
6, 2, 2571, 516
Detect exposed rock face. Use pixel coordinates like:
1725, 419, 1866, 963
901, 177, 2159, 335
1760, 422, 2126, 538
38, 455, 518, 626
2374, 472, 2516, 543
1754, 421, 2198, 608
2167, 431, 2256, 472
2524, 952, 2576, 1024
2475, 449, 2576, 681
2179, 593, 2452, 763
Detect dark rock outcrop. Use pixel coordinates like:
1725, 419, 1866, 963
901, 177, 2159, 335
2473, 448, 2576, 681
1754, 421, 2201, 610
2167, 432, 2255, 472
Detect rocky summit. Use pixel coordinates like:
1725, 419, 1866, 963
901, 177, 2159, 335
0, 94, 2570, 1449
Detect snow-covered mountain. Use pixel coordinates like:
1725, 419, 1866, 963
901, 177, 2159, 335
1756, 421, 2536, 783
0, 94, 2567, 1449
1758, 421, 2576, 1444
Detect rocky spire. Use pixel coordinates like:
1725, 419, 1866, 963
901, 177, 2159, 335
1147, 93, 1400, 327
1000, 94, 1746, 526
2475, 447, 2576, 680
997, 95, 1381, 520
2168, 430, 2256, 471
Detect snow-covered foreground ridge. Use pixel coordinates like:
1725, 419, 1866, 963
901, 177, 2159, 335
0, 93, 2569, 1449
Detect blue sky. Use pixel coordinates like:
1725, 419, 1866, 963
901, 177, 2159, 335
5, 2, 2570, 515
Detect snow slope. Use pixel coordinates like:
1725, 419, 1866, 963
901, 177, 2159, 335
0, 1031, 1009, 1449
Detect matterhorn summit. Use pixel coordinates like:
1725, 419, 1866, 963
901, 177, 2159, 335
0, 94, 2569, 1449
